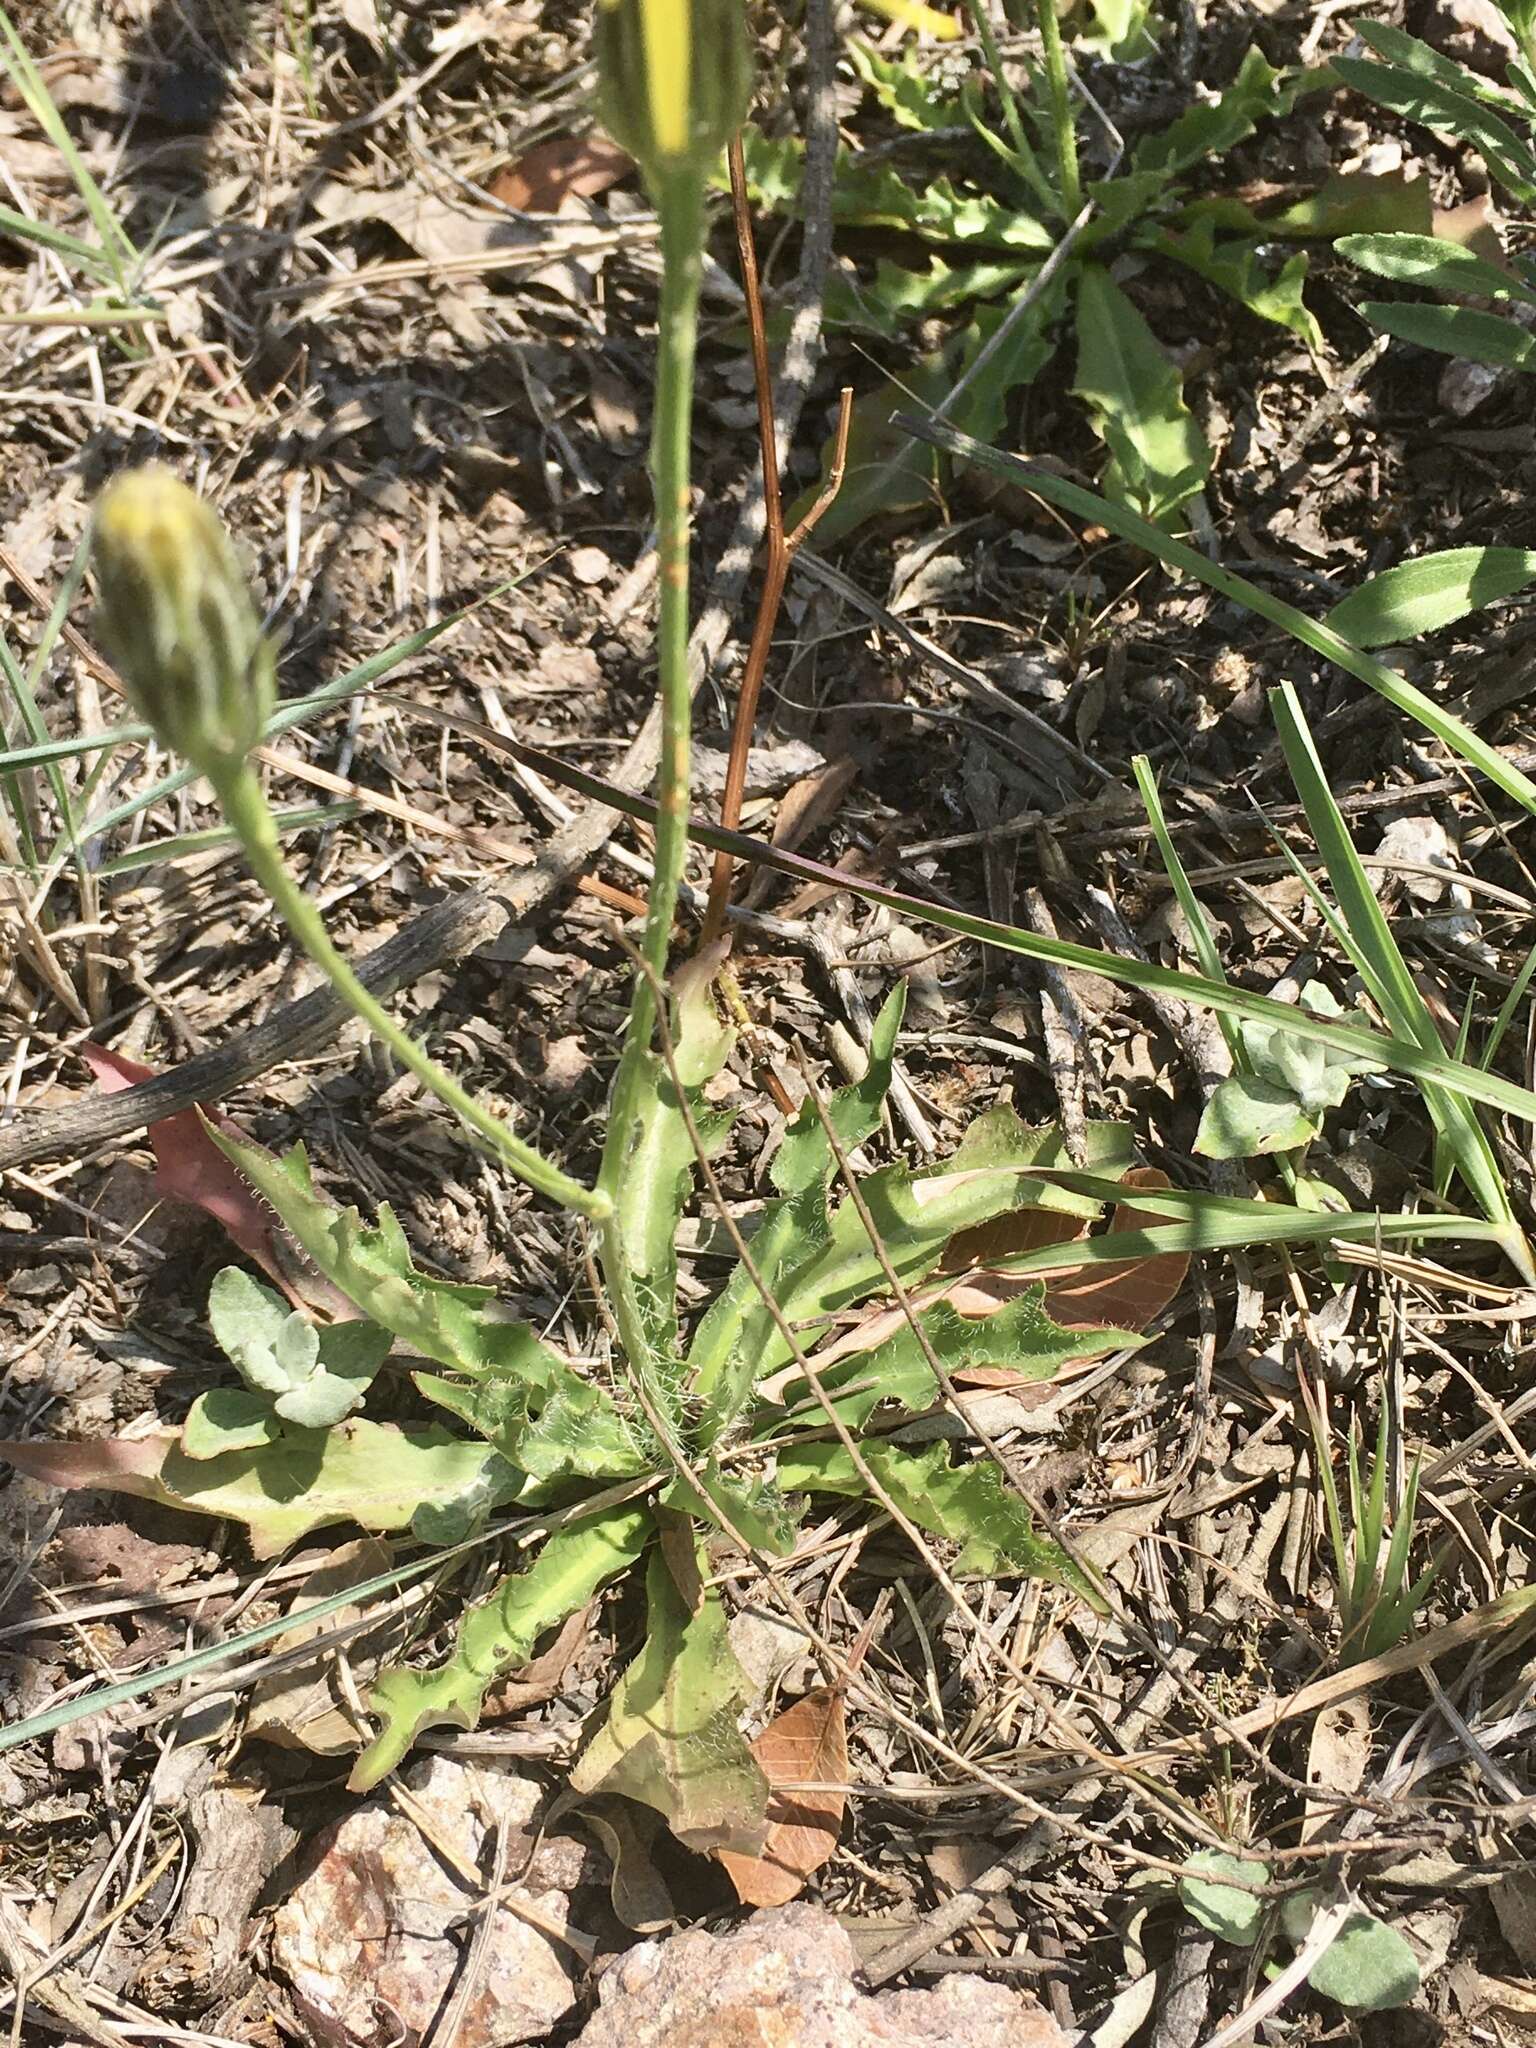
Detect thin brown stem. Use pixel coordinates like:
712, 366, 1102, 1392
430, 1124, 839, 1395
729, 133, 781, 549
786, 385, 853, 556
702, 138, 850, 944
702, 136, 786, 944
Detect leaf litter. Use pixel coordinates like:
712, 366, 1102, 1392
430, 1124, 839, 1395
3, 0, 1536, 2041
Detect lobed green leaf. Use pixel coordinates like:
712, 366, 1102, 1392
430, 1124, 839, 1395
777, 1437, 1100, 1602
351, 1505, 651, 1788
570, 1531, 768, 1854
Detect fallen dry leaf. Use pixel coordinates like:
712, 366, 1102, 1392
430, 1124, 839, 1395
489, 132, 633, 212
81, 1045, 356, 1319
940, 1171, 1187, 1337
1433, 194, 1506, 267
942, 1203, 1085, 1274
248, 1539, 407, 1756
83, 1045, 281, 1273
0, 1429, 176, 1499
715, 1686, 848, 1908
1303, 1696, 1371, 1841
1039, 1170, 1190, 1332
482, 1602, 591, 1720
767, 757, 859, 853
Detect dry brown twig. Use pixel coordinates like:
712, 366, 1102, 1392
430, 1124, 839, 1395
700, 135, 852, 944
0, 891, 509, 1170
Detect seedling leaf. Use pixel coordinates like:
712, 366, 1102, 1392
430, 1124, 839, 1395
1339, 231, 1536, 303
1326, 546, 1536, 646
1196, 1076, 1322, 1159
209, 1267, 389, 1427
1360, 301, 1536, 371
1281, 1893, 1422, 2011
772, 982, 905, 1194
1073, 267, 1212, 521
1179, 1850, 1271, 1945
182, 1389, 282, 1458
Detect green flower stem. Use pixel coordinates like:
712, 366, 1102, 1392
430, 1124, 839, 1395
598, 168, 706, 1214
217, 761, 609, 1221
967, 0, 1030, 165
1034, 0, 1081, 219
595, 165, 707, 1399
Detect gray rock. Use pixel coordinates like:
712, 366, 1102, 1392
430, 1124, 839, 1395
272, 1756, 590, 2048
573, 1902, 1067, 2048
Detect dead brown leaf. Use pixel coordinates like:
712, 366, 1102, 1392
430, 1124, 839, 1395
80, 1045, 357, 1320
489, 132, 633, 212
1039, 1170, 1189, 1333
745, 758, 859, 909
714, 1687, 847, 1908
247, 1539, 407, 1756
1303, 1696, 1371, 1841
941, 1170, 1187, 1336
481, 1603, 591, 1720
1433, 195, 1507, 267
942, 1203, 1085, 1274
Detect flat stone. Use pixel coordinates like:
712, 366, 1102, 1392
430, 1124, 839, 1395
272, 1756, 591, 2048
572, 1902, 1068, 2048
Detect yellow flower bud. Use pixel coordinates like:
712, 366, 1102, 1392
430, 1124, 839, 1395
595, 0, 752, 184
92, 467, 274, 779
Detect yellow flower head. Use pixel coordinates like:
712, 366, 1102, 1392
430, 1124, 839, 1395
93, 467, 274, 779
595, 0, 751, 185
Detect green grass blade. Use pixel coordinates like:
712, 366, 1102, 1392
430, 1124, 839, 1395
895, 412, 1536, 813
1376, 1450, 1426, 1638
1306, 1387, 1354, 1609
0, 719, 152, 773
1133, 755, 1241, 1060
80, 802, 360, 879
82, 591, 520, 846
1269, 685, 1440, 1035
0, 3, 137, 277
0, 203, 115, 276
1270, 681, 1523, 1254
1481, 942, 1536, 1072
434, 713, 1536, 1134
1344, 1425, 1374, 1618
977, 1208, 1500, 1269
1362, 1402, 1391, 1592
0, 537, 92, 879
